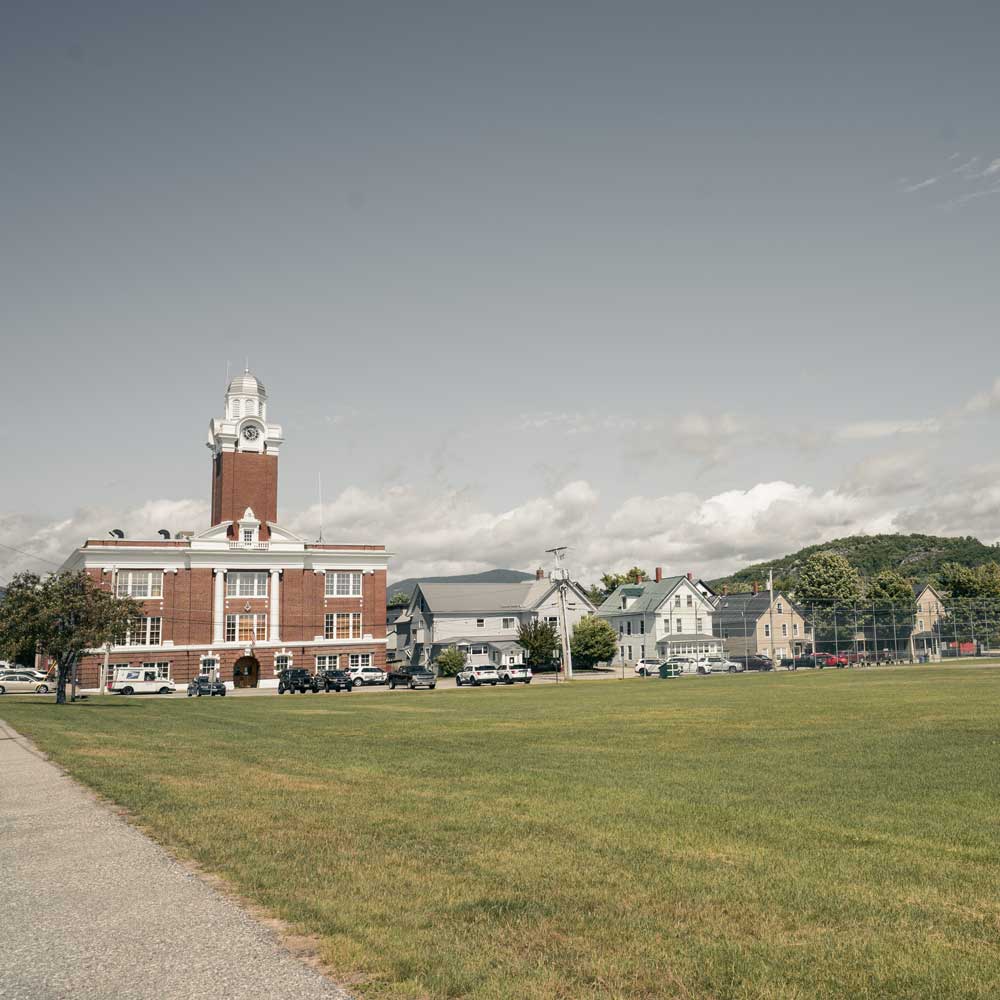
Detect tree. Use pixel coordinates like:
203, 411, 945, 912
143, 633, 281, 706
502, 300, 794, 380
796, 552, 863, 605
387, 591, 411, 607
0, 572, 141, 704
434, 647, 466, 677
516, 620, 559, 669
589, 568, 649, 604
865, 569, 914, 609
570, 615, 618, 669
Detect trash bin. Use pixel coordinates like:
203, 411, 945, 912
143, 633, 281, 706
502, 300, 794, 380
659, 663, 680, 679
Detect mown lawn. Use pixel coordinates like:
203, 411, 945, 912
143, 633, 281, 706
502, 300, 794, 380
4, 667, 1000, 999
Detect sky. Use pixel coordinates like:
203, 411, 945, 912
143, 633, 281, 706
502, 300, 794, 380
2, 1, 1000, 585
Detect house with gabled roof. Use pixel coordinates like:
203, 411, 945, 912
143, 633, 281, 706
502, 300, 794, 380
911, 583, 944, 658
712, 589, 811, 661
597, 569, 721, 666
394, 573, 597, 669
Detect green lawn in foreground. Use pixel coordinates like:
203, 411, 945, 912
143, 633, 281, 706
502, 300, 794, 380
3, 667, 1000, 999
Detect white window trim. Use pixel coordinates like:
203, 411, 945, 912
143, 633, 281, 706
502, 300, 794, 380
115, 570, 164, 599
226, 571, 269, 598
325, 571, 363, 598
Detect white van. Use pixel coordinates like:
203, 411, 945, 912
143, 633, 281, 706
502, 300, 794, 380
108, 666, 177, 695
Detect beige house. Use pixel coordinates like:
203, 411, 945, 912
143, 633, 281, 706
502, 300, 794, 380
911, 583, 945, 658
712, 590, 811, 661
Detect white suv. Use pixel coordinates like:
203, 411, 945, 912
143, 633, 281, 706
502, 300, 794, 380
498, 664, 532, 684
705, 655, 741, 673
349, 665, 387, 686
455, 665, 500, 687
634, 658, 664, 677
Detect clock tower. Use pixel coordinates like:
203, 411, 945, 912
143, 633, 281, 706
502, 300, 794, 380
206, 370, 284, 539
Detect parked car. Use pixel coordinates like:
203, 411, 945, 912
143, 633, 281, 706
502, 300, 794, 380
317, 668, 353, 692
0, 668, 52, 684
729, 654, 773, 672
634, 658, 664, 677
387, 665, 437, 690
705, 655, 742, 673
108, 666, 177, 695
666, 655, 710, 675
0, 672, 53, 695
348, 665, 387, 686
187, 674, 227, 697
456, 665, 500, 687
498, 664, 532, 684
277, 668, 318, 694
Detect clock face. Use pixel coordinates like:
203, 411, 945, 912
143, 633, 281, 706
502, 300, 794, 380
242, 425, 260, 441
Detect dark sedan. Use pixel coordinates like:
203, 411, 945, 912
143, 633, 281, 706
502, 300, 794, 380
317, 669, 353, 692
187, 675, 227, 697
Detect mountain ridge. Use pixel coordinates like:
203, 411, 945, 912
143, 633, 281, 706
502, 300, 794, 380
709, 533, 1000, 592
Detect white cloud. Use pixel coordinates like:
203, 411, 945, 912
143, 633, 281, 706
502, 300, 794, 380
834, 418, 941, 442
982, 158, 1000, 178
964, 377, 1000, 414
902, 176, 938, 193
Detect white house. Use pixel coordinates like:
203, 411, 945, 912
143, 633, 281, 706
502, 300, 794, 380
395, 574, 597, 668
597, 570, 721, 665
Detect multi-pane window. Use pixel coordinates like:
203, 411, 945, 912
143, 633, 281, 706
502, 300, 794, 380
275, 655, 291, 671
620, 646, 625, 659
324, 612, 362, 640
639, 619, 645, 634
349, 653, 372, 669
116, 570, 163, 598
781, 623, 788, 637
502, 617, 515, 629
142, 661, 171, 678
696, 618, 703, 632
626, 621, 632, 635
686, 594, 693, 607
325, 571, 362, 597
793, 623, 799, 637
316, 654, 339, 669
676, 618, 683, 632
225, 614, 267, 642
476, 618, 485, 628
777, 601, 784, 614
227, 572, 268, 597
126, 617, 162, 646
545, 616, 559, 630
764, 624, 771, 637
674, 595, 681, 607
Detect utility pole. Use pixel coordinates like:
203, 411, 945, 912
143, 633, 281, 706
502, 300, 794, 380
767, 569, 776, 663
546, 546, 573, 680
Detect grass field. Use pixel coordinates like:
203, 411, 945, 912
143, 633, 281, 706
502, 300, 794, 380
3, 667, 1000, 999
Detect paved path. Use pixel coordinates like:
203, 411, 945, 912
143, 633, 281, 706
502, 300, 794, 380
0, 721, 350, 1000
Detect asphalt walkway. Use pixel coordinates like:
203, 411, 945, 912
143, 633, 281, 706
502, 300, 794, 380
0, 720, 350, 1000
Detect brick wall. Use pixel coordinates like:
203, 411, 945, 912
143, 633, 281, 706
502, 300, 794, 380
211, 451, 278, 537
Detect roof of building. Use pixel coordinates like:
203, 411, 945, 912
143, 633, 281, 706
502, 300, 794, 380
712, 591, 804, 631
415, 579, 592, 614
597, 576, 689, 615
655, 632, 719, 643
226, 369, 266, 397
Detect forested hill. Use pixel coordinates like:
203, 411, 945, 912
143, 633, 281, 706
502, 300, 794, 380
710, 534, 1000, 592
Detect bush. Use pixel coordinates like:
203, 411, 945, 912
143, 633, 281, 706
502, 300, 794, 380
434, 647, 467, 677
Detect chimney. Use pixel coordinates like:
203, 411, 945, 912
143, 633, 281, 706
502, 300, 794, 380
752, 581, 759, 595
687, 571, 693, 581
722, 584, 729, 595
535, 568, 545, 580
654, 567, 662, 583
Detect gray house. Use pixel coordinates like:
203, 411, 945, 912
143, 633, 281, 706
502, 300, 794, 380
395, 576, 596, 668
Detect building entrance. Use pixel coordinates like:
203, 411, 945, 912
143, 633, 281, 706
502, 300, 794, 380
232, 656, 260, 689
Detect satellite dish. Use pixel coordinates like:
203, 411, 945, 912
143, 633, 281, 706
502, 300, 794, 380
108, 529, 125, 539
158, 529, 171, 539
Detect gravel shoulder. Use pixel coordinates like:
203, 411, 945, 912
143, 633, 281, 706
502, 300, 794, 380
0, 720, 351, 1000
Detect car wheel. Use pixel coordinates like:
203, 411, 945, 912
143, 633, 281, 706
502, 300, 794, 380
389, 680, 396, 689
37, 684, 49, 694
409, 680, 416, 690
455, 677, 462, 686
187, 689, 194, 697
122, 686, 134, 695
491, 681, 497, 686
525, 678, 531, 684
158, 686, 171, 694
219, 689, 226, 696
430, 684, 436, 690
0, 685, 5, 695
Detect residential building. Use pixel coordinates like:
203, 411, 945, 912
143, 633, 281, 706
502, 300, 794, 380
712, 589, 811, 661
597, 569, 721, 665
395, 573, 596, 668
911, 583, 945, 658
61, 371, 389, 689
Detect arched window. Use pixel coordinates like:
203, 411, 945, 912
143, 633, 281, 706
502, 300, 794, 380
232, 398, 241, 418
246, 398, 257, 415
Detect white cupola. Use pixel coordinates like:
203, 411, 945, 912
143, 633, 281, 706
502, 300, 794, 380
206, 368, 284, 456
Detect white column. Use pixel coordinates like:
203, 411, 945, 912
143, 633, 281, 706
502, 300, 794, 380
213, 568, 226, 643
269, 569, 281, 642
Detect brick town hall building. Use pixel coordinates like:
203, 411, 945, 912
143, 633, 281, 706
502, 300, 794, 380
62, 371, 389, 690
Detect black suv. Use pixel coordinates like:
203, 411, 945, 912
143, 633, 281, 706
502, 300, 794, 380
730, 654, 773, 672
278, 668, 318, 694
317, 669, 353, 692
187, 674, 227, 697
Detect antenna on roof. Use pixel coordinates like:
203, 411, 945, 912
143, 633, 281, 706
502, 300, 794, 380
225, 359, 230, 387
317, 472, 325, 543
